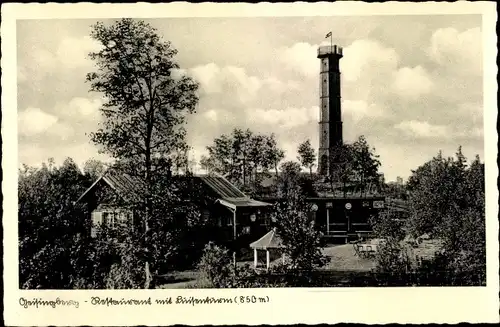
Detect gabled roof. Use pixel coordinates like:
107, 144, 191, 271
76, 169, 146, 204
250, 228, 284, 249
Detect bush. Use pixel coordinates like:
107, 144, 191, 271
373, 239, 413, 285
197, 242, 234, 288
272, 190, 329, 271
370, 210, 405, 242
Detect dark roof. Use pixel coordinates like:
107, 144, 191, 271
198, 174, 247, 198
76, 169, 146, 204
217, 197, 271, 210
195, 174, 271, 209
104, 171, 145, 203
77, 171, 271, 209
250, 229, 284, 249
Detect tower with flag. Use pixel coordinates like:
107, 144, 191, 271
317, 32, 344, 176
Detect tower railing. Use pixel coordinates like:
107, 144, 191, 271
317, 45, 343, 57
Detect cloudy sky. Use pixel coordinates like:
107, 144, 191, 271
17, 15, 484, 181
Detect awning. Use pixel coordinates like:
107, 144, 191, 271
250, 229, 284, 250
216, 197, 272, 210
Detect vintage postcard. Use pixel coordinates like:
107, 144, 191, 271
2, 1, 499, 326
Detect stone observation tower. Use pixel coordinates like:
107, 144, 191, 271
317, 44, 343, 176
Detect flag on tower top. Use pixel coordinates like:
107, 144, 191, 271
325, 31, 332, 38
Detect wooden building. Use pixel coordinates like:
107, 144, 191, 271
75, 170, 272, 246
256, 195, 386, 243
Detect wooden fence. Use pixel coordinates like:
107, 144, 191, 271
237, 269, 486, 287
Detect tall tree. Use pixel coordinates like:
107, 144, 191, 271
265, 134, 285, 177
19, 158, 91, 289
83, 158, 106, 180
350, 135, 381, 196
297, 139, 316, 178
205, 129, 285, 186
86, 18, 199, 288
277, 161, 302, 198
200, 155, 217, 174
272, 189, 329, 272
405, 147, 485, 284
329, 144, 354, 197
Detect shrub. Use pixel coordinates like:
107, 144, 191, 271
369, 209, 406, 242
272, 190, 329, 271
373, 239, 413, 285
197, 242, 233, 288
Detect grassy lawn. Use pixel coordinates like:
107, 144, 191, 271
158, 244, 376, 288
321, 244, 376, 271
157, 241, 443, 288
156, 270, 200, 289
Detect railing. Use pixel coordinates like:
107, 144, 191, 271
317, 45, 343, 56
236, 269, 485, 287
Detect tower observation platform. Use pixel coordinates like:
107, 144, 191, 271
317, 44, 344, 176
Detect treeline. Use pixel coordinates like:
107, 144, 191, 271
18, 157, 212, 289
370, 147, 485, 285
19, 158, 94, 289
200, 129, 284, 189
201, 129, 383, 197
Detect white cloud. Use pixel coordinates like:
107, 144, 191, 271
67, 97, 103, 120
342, 100, 385, 122
18, 107, 75, 140
18, 142, 109, 169
224, 66, 262, 101
204, 109, 218, 121
427, 27, 482, 75
341, 39, 399, 82
391, 65, 434, 98
18, 107, 59, 136
454, 126, 484, 139
247, 106, 318, 129
31, 35, 102, 72
189, 63, 222, 94
189, 64, 262, 103
394, 120, 449, 139
458, 102, 483, 126
280, 42, 319, 78
170, 68, 188, 81
57, 35, 103, 69
281, 39, 401, 83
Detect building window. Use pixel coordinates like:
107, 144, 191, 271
94, 208, 132, 230
202, 209, 210, 221
220, 215, 233, 226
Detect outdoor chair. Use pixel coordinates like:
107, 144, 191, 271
358, 244, 371, 258
352, 243, 362, 257
365, 245, 377, 257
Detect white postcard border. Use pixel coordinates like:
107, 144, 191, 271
2, 2, 498, 325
